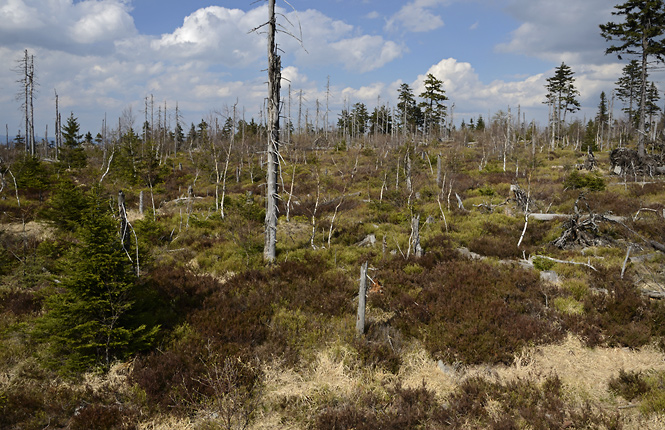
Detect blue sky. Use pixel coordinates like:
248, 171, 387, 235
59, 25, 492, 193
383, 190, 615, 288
0, 0, 642, 137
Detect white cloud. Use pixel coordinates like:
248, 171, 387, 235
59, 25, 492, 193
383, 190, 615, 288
340, 82, 386, 104
411, 58, 547, 114
69, 1, 137, 44
496, 0, 615, 65
0, 0, 136, 53
385, 0, 449, 33
329, 36, 404, 73
151, 6, 265, 67
150, 6, 404, 73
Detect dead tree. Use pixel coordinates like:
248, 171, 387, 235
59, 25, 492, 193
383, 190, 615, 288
16, 50, 36, 155
552, 195, 611, 249
118, 190, 130, 252
262, 0, 281, 263
409, 214, 423, 258
356, 261, 368, 336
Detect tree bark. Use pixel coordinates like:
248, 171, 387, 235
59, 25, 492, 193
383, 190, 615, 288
356, 261, 368, 336
264, 0, 281, 263
638, 36, 648, 160
410, 214, 423, 257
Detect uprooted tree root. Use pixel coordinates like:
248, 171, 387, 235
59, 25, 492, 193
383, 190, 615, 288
552, 193, 665, 260
610, 147, 665, 176
552, 194, 613, 249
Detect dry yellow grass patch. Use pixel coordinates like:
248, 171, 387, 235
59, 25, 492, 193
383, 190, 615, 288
254, 337, 665, 429
491, 334, 665, 402
397, 344, 457, 398
263, 346, 359, 405
138, 416, 194, 430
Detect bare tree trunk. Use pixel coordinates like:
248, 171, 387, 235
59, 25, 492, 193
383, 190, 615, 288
118, 191, 130, 252
264, 0, 281, 263
410, 214, 423, 257
638, 40, 648, 160
28, 54, 35, 156
356, 261, 368, 336
405, 149, 412, 194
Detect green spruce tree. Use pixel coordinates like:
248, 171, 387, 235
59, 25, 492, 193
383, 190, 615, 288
38, 187, 157, 371
418, 73, 448, 136
59, 112, 87, 169
601, 0, 665, 158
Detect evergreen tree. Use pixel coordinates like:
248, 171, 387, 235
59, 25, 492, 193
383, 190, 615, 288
615, 60, 642, 124
397, 83, 422, 134
418, 73, 448, 135
13, 154, 48, 192
37, 188, 157, 371
351, 102, 369, 136
597, 91, 609, 125
596, 91, 610, 148
475, 115, 486, 131
645, 81, 661, 136
40, 178, 88, 232
582, 119, 599, 152
544, 62, 581, 137
601, 0, 665, 158
337, 109, 351, 136
60, 112, 87, 169
112, 128, 141, 184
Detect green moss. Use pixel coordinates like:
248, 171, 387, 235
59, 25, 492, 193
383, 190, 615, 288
553, 297, 584, 315
403, 263, 423, 275
532, 256, 555, 271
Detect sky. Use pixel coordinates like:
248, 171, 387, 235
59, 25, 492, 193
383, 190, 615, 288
0, 0, 651, 139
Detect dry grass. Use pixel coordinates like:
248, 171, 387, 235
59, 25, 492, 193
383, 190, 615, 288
494, 334, 665, 402
396, 343, 457, 397
138, 417, 194, 430
474, 334, 665, 429
263, 345, 359, 405
255, 336, 665, 429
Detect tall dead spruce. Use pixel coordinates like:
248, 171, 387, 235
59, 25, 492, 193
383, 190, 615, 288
254, 0, 304, 262
253, 0, 282, 263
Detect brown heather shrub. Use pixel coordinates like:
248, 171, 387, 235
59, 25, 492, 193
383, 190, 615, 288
315, 383, 438, 430
69, 403, 138, 430
562, 268, 665, 349
140, 265, 218, 331
436, 375, 621, 430
353, 324, 402, 373
374, 256, 561, 365
131, 341, 206, 411
585, 191, 641, 216
481, 171, 515, 185
609, 369, 650, 402
631, 216, 665, 242
468, 235, 520, 259
628, 181, 665, 197
133, 256, 354, 409
0, 378, 142, 430
0, 289, 41, 315
315, 375, 619, 430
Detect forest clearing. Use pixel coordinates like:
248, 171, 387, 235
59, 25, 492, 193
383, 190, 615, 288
3, 0, 665, 429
